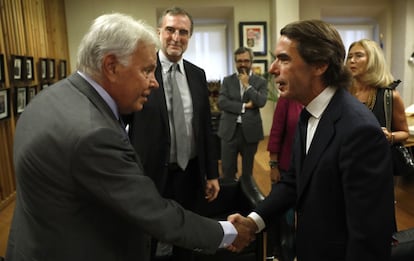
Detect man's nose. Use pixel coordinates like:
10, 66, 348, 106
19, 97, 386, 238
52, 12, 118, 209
150, 78, 159, 89
269, 60, 280, 75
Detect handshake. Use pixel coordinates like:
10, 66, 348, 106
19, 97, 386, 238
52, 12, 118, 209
227, 213, 259, 252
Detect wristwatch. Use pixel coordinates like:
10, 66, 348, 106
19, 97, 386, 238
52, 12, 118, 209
269, 160, 279, 169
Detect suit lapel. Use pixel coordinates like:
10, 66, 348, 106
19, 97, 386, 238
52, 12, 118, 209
155, 57, 170, 129
230, 74, 243, 101
69, 73, 134, 144
68, 73, 116, 123
297, 90, 342, 202
183, 60, 206, 139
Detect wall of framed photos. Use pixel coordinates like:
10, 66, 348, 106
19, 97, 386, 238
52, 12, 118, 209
0, 0, 70, 210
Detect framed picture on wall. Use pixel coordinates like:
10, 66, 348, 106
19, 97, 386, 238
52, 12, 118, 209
25, 56, 34, 81
48, 58, 55, 80
27, 85, 37, 103
239, 22, 267, 56
15, 86, 27, 115
59, 60, 67, 79
0, 88, 10, 120
40, 82, 49, 90
0, 53, 5, 85
252, 59, 268, 76
11, 55, 25, 81
39, 58, 48, 80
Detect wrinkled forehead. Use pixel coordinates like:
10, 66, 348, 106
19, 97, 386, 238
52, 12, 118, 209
161, 14, 191, 30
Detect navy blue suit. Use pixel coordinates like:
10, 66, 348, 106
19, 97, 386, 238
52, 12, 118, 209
255, 88, 395, 261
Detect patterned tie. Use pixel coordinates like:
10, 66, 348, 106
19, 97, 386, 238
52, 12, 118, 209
168, 64, 190, 169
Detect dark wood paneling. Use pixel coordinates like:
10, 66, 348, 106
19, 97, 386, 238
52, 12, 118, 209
0, 0, 69, 209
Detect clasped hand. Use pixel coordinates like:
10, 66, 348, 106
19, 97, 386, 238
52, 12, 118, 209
226, 213, 257, 252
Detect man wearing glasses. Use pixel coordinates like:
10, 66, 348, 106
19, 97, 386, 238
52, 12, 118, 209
217, 47, 268, 182
124, 6, 220, 261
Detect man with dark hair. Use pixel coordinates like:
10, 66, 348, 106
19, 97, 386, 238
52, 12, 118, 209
229, 20, 395, 261
124, 7, 221, 261
218, 46, 267, 181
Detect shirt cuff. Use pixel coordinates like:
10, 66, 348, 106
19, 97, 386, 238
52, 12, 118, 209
247, 212, 265, 233
241, 103, 246, 114
218, 221, 237, 248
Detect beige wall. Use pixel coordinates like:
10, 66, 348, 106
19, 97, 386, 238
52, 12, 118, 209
64, 0, 414, 135
64, 0, 272, 74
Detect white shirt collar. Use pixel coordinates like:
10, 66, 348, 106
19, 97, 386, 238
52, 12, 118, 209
77, 71, 119, 120
159, 50, 184, 75
306, 86, 337, 119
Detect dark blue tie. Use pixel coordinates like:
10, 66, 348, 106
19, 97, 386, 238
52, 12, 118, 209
299, 108, 311, 159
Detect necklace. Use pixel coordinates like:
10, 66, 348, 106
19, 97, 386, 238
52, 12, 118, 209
351, 86, 377, 111
365, 88, 377, 111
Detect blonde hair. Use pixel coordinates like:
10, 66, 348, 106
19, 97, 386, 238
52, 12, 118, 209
348, 39, 394, 88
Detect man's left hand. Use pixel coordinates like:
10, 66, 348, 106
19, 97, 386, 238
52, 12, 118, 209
205, 179, 220, 202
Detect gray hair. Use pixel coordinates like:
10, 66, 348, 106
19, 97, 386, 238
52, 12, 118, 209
157, 6, 194, 36
77, 13, 160, 77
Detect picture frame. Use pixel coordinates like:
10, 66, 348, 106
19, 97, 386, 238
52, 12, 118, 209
11, 55, 25, 81
40, 82, 49, 90
25, 56, 34, 81
15, 86, 27, 115
48, 58, 55, 80
0, 53, 5, 84
39, 58, 48, 80
27, 85, 37, 103
239, 22, 267, 56
0, 88, 10, 120
252, 59, 268, 76
59, 59, 67, 79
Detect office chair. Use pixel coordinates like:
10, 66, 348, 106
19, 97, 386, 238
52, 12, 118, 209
391, 227, 414, 261
193, 174, 266, 261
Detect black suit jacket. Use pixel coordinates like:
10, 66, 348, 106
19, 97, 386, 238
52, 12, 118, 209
6, 73, 223, 261
126, 55, 218, 194
255, 88, 395, 261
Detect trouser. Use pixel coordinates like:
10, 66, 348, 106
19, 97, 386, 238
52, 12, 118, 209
221, 123, 258, 180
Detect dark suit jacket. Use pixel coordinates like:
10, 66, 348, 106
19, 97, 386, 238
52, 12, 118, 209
6, 73, 223, 261
125, 55, 218, 193
217, 73, 267, 143
255, 88, 395, 261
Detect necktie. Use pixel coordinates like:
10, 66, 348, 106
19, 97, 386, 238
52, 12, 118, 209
168, 64, 190, 169
299, 108, 311, 156
117, 116, 129, 141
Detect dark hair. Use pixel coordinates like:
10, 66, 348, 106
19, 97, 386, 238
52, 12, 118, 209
234, 46, 253, 61
280, 19, 352, 89
158, 6, 194, 36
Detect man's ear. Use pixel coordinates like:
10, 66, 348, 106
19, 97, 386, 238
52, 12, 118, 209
313, 63, 328, 77
102, 54, 118, 82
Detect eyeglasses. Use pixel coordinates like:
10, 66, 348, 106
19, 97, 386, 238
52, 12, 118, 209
236, 59, 251, 64
164, 26, 190, 38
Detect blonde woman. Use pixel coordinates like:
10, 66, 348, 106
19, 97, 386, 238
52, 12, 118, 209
346, 39, 408, 146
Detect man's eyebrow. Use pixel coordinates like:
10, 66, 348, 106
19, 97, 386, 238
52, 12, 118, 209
276, 53, 289, 59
